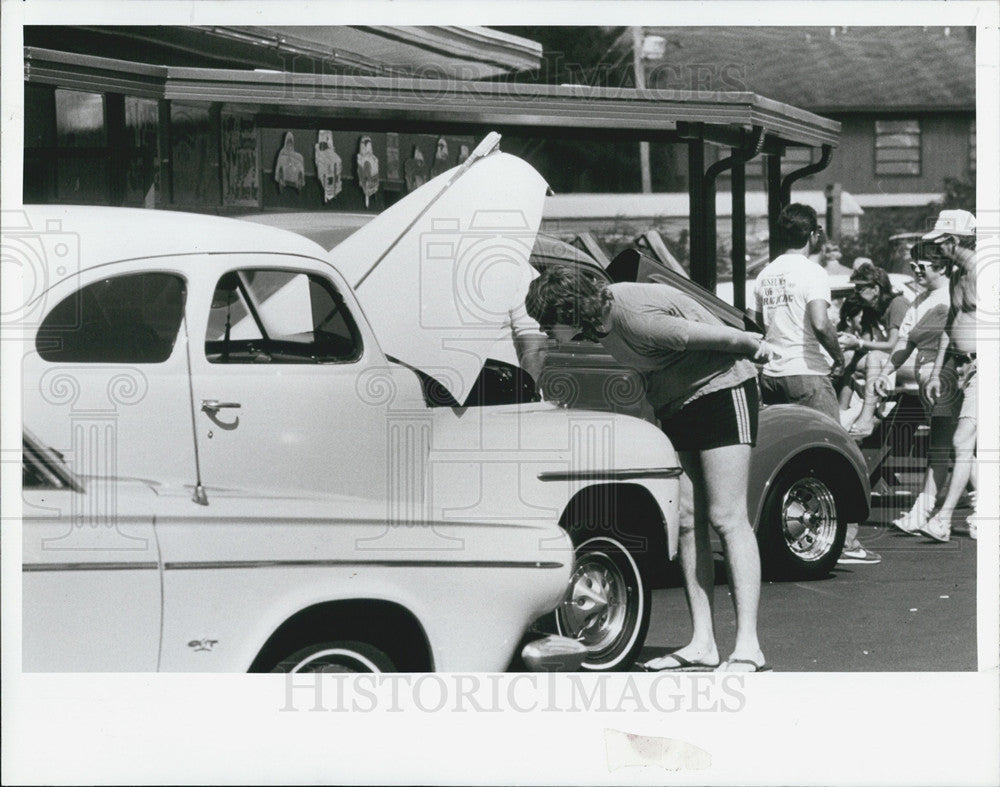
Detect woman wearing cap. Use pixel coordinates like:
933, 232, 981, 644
838, 263, 911, 438
917, 211, 978, 541
526, 265, 775, 673
872, 242, 953, 534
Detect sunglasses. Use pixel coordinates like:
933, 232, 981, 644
854, 283, 877, 291
909, 260, 942, 273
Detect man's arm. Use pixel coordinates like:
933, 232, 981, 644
680, 321, 774, 361
806, 299, 845, 374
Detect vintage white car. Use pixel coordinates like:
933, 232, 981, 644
21, 430, 574, 672
245, 147, 873, 585
18, 146, 683, 671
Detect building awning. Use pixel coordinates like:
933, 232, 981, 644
24, 26, 544, 80
25, 46, 841, 150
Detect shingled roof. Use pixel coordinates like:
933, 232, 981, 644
643, 26, 975, 112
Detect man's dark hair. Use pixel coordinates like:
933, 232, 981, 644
776, 203, 818, 250
850, 262, 900, 311
837, 293, 879, 335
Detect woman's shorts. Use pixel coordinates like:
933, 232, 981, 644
657, 377, 759, 451
919, 357, 977, 420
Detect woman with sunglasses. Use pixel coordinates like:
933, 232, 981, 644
838, 262, 911, 438
872, 242, 953, 533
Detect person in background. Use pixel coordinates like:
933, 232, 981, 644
815, 234, 854, 278
481, 261, 549, 391
754, 205, 883, 563
526, 265, 774, 673
835, 293, 881, 423
839, 263, 911, 438
829, 292, 884, 564
873, 241, 953, 535
915, 210, 978, 542
754, 204, 845, 422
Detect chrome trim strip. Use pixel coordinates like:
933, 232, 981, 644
164, 559, 564, 571
537, 467, 683, 482
23, 562, 160, 572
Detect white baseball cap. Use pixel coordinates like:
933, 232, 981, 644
923, 209, 976, 240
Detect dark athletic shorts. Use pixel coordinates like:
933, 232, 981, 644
656, 377, 760, 451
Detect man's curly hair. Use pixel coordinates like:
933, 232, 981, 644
525, 265, 611, 341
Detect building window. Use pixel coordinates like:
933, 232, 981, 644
124, 97, 160, 206
875, 119, 921, 176
54, 88, 109, 202
170, 104, 220, 207
24, 88, 163, 205
969, 120, 976, 173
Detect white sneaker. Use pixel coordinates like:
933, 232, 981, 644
838, 545, 882, 564
891, 507, 926, 535
917, 515, 951, 543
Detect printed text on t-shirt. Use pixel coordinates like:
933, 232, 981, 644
759, 276, 794, 307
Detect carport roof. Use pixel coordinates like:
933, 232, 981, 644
25, 46, 840, 150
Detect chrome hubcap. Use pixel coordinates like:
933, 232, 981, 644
559, 551, 628, 653
781, 477, 838, 561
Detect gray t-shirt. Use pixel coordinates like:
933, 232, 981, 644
600, 282, 757, 416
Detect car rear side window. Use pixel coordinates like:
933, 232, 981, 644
205, 269, 362, 364
36, 273, 186, 363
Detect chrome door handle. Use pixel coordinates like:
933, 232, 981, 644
201, 399, 242, 413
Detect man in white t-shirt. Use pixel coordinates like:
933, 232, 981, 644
753, 203, 845, 423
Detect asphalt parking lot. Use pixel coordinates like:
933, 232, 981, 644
639, 500, 979, 672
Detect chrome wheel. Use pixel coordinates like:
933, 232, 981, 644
555, 536, 648, 671
760, 464, 848, 580
780, 477, 839, 562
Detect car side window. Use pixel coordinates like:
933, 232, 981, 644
36, 272, 185, 363
205, 269, 362, 364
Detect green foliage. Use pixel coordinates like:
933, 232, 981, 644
934, 175, 976, 212
839, 174, 975, 268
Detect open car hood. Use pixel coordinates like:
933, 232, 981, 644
606, 248, 751, 330
328, 144, 548, 404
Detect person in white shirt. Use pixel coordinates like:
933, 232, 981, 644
753, 204, 846, 423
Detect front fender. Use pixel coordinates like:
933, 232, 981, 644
425, 403, 681, 563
